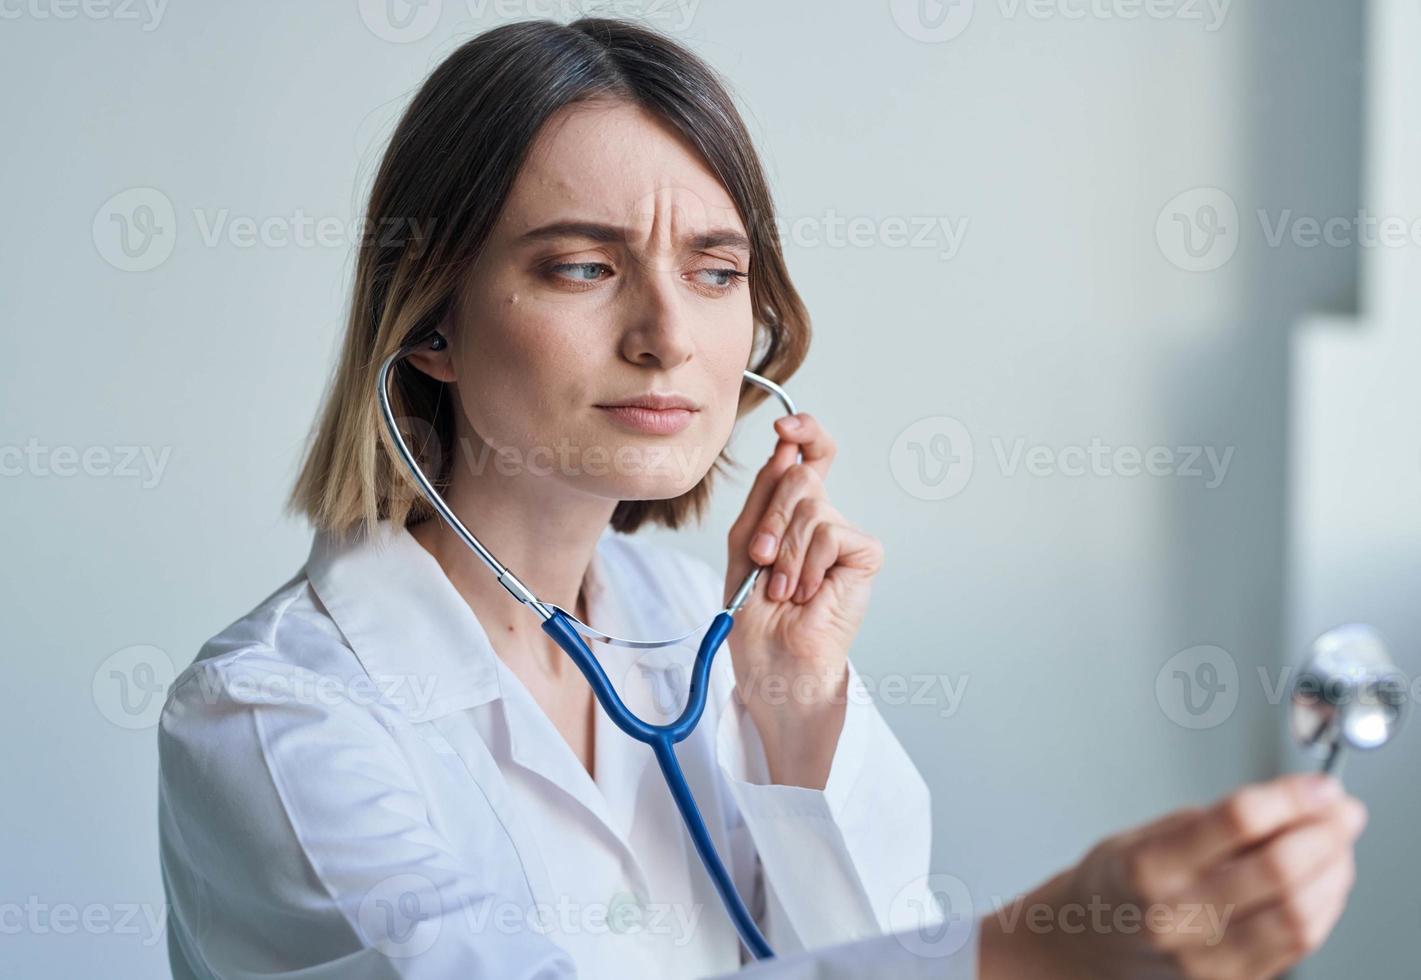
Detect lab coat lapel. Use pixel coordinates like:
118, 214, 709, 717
307, 520, 706, 909
584, 536, 727, 904
306, 521, 564, 911
584, 543, 667, 843
489, 530, 671, 897
305, 520, 503, 719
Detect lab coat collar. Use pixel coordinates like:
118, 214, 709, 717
305, 518, 684, 894
303, 518, 682, 723
305, 519, 505, 722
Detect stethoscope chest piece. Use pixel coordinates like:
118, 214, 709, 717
1290, 623, 1407, 776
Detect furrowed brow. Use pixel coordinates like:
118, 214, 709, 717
518, 221, 751, 254
687, 229, 751, 253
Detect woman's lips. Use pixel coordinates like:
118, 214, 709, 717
596, 405, 696, 435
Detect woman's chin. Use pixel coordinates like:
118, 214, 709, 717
596, 471, 704, 502
565, 433, 711, 491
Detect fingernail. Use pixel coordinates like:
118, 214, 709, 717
770, 572, 788, 600
779, 415, 801, 430
1308, 775, 1344, 806
753, 532, 777, 561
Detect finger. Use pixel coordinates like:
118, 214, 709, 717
772, 412, 836, 480
795, 520, 880, 604
1178, 796, 1367, 920
726, 438, 802, 589
768, 496, 834, 602
1127, 774, 1345, 899
749, 462, 824, 573
1220, 847, 1356, 980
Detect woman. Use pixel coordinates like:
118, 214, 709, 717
157, 17, 1366, 980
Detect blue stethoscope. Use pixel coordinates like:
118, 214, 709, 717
377, 336, 801, 961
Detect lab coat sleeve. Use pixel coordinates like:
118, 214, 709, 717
157, 653, 578, 980
691, 564, 979, 978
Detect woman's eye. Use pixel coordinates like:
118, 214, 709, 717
550, 261, 612, 284
693, 267, 749, 290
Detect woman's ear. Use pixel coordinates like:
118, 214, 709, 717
404, 331, 457, 382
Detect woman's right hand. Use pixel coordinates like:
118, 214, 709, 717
979, 773, 1367, 980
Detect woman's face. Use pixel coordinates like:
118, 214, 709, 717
426, 99, 755, 503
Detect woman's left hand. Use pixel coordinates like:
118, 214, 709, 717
723, 412, 885, 789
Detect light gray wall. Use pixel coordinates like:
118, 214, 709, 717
1, 1, 1377, 976
1290, 2, 1421, 976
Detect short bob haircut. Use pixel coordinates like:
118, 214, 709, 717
290, 17, 811, 538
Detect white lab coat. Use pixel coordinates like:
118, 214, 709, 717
157, 520, 979, 979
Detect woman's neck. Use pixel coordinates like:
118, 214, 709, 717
407, 445, 618, 679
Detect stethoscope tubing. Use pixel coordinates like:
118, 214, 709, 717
543, 608, 774, 959
376, 340, 797, 960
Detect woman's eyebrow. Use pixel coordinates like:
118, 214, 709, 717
517, 220, 751, 254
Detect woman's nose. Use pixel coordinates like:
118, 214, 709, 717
617, 273, 695, 369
